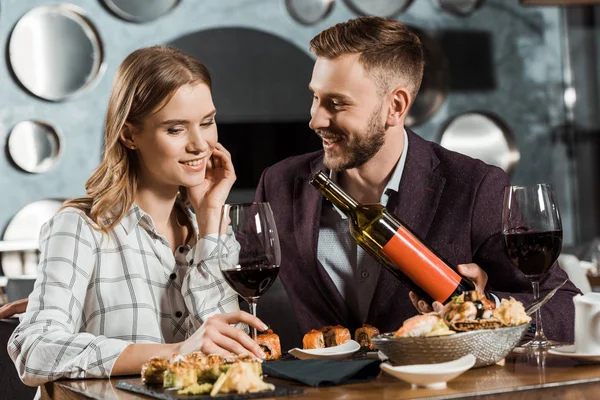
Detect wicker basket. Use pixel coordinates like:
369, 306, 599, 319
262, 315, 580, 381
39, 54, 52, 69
371, 323, 528, 368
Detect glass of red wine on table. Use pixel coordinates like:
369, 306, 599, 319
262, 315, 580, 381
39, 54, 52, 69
217, 202, 281, 340
502, 184, 566, 350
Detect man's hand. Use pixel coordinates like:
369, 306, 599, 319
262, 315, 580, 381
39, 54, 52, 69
409, 263, 489, 314
0, 298, 28, 319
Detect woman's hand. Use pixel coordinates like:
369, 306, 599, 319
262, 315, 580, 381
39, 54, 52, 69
409, 263, 489, 314
187, 142, 236, 212
177, 311, 267, 359
186, 143, 236, 236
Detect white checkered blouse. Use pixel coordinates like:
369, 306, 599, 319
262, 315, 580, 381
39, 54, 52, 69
8, 204, 240, 387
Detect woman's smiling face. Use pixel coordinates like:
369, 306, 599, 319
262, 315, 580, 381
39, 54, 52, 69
131, 82, 218, 190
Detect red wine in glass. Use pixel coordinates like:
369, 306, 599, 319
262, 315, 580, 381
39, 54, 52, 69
221, 264, 280, 300
502, 184, 566, 350
503, 230, 563, 280
218, 202, 281, 340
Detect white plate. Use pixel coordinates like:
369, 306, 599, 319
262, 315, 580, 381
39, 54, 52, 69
288, 340, 361, 360
380, 354, 476, 389
549, 345, 600, 362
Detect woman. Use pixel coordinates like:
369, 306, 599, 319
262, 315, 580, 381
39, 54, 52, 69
8, 45, 266, 387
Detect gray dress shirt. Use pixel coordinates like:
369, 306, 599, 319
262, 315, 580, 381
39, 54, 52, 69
317, 130, 409, 323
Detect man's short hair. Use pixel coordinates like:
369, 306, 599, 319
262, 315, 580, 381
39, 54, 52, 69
310, 16, 425, 100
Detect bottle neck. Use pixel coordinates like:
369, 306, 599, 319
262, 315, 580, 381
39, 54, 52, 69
309, 171, 359, 214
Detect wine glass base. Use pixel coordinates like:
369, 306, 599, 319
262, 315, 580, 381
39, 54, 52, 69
513, 339, 570, 352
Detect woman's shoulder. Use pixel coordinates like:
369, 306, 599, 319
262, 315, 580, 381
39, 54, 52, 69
45, 207, 101, 237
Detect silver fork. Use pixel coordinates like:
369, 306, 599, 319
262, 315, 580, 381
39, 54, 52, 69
524, 279, 569, 316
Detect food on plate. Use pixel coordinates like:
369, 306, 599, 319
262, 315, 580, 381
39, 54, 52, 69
257, 329, 282, 360
302, 329, 325, 349
321, 325, 351, 347
355, 324, 380, 350
164, 357, 197, 389
394, 313, 455, 338
141, 357, 169, 385
493, 297, 532, 326
140, 352, 272, 396
302, 325, 351, 349
444, 291, 502, 331
210, 361, 275, 396
393, 291, 531, 337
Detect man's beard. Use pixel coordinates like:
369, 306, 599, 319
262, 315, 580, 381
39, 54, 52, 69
323, 102, 386, 172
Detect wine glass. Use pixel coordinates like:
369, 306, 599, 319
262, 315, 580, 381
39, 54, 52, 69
502, 184, 566, 350
217, 202, 281, 340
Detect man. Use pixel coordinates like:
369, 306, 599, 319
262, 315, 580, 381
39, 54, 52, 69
254, 16, 579, 345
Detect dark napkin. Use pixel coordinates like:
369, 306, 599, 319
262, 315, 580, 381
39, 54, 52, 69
262, 359, 381, 387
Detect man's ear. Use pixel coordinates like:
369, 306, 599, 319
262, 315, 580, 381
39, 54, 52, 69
386, 86, 412, 127
119, 122, 137, 150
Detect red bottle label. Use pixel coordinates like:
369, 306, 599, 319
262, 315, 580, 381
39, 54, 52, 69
381, 225, 461, 302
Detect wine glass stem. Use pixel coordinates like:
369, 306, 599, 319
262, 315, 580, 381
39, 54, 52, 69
247, 299, 258, 341
531, 280, 548, 342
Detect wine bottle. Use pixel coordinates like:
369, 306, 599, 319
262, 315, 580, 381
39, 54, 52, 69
309, 170, 477, 304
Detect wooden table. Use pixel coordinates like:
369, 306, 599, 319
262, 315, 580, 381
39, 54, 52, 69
41, 349, 600, 400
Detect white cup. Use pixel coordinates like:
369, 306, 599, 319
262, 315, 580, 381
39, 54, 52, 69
573, 292, 600, 354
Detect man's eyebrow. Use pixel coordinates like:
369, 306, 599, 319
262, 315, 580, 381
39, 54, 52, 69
158, 109, 217, 126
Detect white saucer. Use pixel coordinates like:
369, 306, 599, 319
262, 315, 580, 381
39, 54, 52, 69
548, 345, 600, 362
288, 340, 361, 360
380, 354, 476, 389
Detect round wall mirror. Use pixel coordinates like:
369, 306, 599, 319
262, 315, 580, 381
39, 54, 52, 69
343, 0, 413, 17
286, 0, 335, 25
439, 0, 484, 17
439, 112, 520, 175
102, 0, 180, 23
7, 121, 63, 174
8, 4, 104, 102
1, 199, 65, 277
406, 27, 450, 128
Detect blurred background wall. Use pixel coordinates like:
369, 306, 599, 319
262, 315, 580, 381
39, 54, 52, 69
0, 0, 596, 277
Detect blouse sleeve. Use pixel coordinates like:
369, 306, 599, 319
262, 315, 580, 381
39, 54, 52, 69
7, 210, 130, 386
181, 231, 243, 335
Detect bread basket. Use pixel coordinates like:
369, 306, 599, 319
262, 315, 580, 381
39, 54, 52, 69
371, 323, 528, 368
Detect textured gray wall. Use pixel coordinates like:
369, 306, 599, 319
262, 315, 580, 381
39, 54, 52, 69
0, 0, 574, 244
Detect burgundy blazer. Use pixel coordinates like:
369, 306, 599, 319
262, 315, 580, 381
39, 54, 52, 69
254, 129, 580, 344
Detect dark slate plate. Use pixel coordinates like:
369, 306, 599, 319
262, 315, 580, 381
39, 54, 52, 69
115, 380, 304, 399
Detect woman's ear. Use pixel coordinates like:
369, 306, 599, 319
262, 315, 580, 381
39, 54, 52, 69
119, 122, 137, 150
386, 87, 411, 127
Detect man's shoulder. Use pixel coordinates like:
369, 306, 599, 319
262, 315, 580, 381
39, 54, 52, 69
411, 131, 508, 183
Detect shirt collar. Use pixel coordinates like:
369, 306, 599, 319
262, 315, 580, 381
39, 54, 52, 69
120, 196, 197, 242
381, 128, 408, 205
120, 204, 147, 235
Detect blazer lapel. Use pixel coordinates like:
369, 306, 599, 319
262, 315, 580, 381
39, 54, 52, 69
293, 158, 355, 327
367, 129, 446, 322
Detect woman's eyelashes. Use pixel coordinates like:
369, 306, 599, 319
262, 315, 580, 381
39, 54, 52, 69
167, 127, 184, 135
166, 120, 214, 134
200, 119, 215, 128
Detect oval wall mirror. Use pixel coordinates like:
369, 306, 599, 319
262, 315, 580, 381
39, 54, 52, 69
286, 0, 335, 25
343, 0, 413, 17
7, 121, 63, 174
102, 0, 180, 23
439, 112, 520, 175
439, 0, 484, 17
406, 27, 450, 128
8, 4, 104, 102
1, 199, 66, 277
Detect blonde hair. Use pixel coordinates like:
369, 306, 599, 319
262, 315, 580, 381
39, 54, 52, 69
61, 45, 212, 233
310, 16, 424, 99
